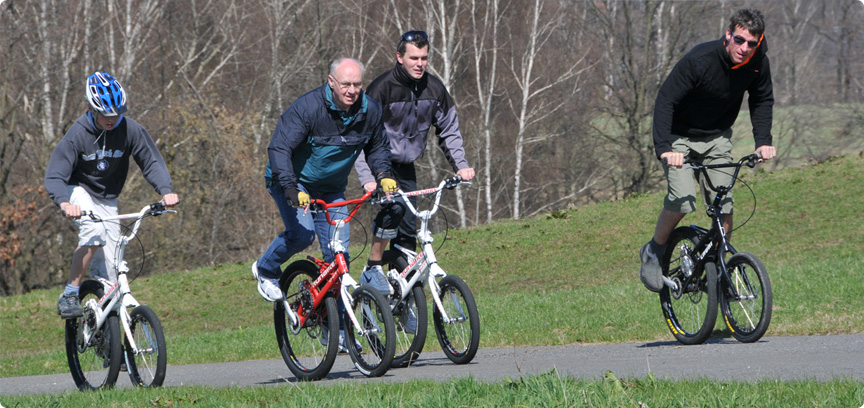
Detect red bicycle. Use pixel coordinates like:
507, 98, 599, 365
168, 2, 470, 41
273, 191, 396, 380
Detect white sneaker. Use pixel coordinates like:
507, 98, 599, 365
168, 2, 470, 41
251, 261, 283, 302
360, 265, 394, 295
321, 327, 362, 353
402, 308, 418, 335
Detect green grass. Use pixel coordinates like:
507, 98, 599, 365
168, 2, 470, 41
2, 372, 863, 407
2, 155, 864, 403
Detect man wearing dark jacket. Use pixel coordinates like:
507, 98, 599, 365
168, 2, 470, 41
45, 72, 179, 318
252, 58, 398, 307
354, 30, 475, 278
639, 9, 777, 292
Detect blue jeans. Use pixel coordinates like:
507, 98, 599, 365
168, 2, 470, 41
256, 184, 350, 280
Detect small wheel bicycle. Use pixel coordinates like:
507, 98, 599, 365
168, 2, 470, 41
65, 202, 175, 390
660, 154, 773, 345
272, 191, 396, 380
383, 176, 480, 367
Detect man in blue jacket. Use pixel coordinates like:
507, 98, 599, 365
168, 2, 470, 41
252, 58, 398, 308
45, 72, 179, 319
639, 9, 777, 292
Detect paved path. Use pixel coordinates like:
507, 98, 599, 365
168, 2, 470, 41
2, 333, 863, 396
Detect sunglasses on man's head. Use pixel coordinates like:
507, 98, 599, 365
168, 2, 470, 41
732, 35, 759, 48
401, 30, 428, 42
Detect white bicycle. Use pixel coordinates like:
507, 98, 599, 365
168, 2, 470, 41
65, 202, 175, 390
382, 176, 480, 367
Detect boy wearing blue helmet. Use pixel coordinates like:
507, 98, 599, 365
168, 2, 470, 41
45, 72, 180, 319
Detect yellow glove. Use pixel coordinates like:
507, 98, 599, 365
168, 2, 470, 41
379, 178, 398, 193
295, 191, 310, 207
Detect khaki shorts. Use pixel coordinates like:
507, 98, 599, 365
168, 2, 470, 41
69, 186, 120, 281
663, 129, 734, 214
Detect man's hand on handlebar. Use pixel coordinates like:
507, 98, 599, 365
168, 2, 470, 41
660, 151, 685, 168
755, 145, 776, 162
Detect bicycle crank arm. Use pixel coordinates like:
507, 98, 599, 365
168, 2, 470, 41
281, 299, 300, 329
662, 276, 679, 291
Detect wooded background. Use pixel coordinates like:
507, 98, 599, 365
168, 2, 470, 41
2, 0, 863, 295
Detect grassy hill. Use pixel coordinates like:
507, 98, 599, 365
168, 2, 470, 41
2, 154, 864, 379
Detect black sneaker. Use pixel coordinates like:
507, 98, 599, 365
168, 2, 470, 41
57, 293, 84, 319
639, 243, 664, 292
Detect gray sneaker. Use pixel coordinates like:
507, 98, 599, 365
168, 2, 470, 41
639, 243, 664, 292
321, 327, 362, 353
57, 293, 84, 319
251, 261, 283, 302
360, 265, 394, 295
401, 308, 418, 335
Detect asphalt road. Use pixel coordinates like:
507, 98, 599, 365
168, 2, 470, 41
2, 333, 862, 396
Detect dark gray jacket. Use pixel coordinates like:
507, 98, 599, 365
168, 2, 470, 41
44, 112, 173, 207
354, 63, 469, 185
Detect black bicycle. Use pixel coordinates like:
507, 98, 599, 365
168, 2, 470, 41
660, 153, 773, 345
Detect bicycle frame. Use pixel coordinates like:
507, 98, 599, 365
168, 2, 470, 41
664, 154, 761, 300
282, 191, 379, 337
386, 176, 470, 324
78, 203, 175, 357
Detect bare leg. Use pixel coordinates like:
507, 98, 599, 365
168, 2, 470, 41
68, 246, 99, 287
653, 208, 686, 245
721, 213, 733, 241
369, 237, 388, 262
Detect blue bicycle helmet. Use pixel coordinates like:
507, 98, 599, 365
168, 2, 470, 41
85, 72, 127, 116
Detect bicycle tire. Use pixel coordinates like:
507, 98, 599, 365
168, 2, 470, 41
387, 256, 428, 368
125, 305, 167, 387
344, 285, 396, 377
432, 275, 480, 364
65, 280, 123, 390
719, 252, 772, 343
659, 227, 718, 345
274, 260, 339, 381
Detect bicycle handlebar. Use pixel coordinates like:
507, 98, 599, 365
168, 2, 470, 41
308, 190, 375, 225
683, 154, 762, 194
379, 175, 470, 218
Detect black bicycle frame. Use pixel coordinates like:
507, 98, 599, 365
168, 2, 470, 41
681, 154, 761, 300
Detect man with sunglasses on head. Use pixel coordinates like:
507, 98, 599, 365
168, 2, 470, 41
354, 30, 475, 289
639, 8, 776, 292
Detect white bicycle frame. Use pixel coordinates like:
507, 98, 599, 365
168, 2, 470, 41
77, 203, 175, 357
387, 177, 471, 325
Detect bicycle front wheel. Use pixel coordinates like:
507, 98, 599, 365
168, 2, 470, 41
388, 256, 428, 368
65, 280, 123, 390
432, 275, 480, 365
125, 305, 167, 387
274, 260, 339, 381
719, 252, 772, 343
344, 285, 396, 377
659, 227, 718, 345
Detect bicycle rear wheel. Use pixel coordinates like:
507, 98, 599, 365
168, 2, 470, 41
125, 305, 167, 387
432, 275, 480, 364
344, 285, 396, 377
659, 227, 718, 345
719, 252, 772, 343
65, 280, 123, 390
274, 260, 339, 381
387, 256, 428, 368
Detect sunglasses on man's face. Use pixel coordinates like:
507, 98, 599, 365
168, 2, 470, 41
732, 34, 759, 48
401, 30, 428, 42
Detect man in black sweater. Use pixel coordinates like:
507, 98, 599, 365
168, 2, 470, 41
639, 8, 777, 292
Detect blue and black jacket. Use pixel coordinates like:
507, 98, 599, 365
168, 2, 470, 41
267, 84, 392, 202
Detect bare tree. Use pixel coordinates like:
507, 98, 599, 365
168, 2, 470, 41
505, 0, 587, 220
469, 0, 502, 224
